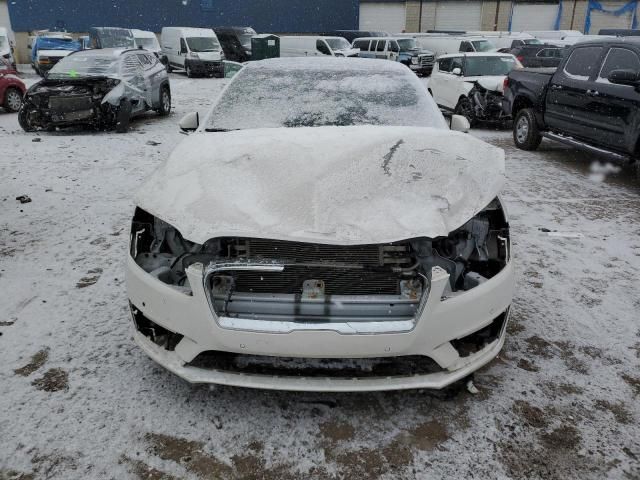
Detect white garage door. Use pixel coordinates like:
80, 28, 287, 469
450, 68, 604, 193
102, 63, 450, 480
359, 2, 406, 34
511, 3, 560, 31
588, 1, 636, 33
434, 1, 483, 31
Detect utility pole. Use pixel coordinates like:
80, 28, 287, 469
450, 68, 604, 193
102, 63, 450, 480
494, 0, 501, 31
418, 0, 424, 32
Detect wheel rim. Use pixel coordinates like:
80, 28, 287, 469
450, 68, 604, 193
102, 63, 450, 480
516, 116, 530, 143
7, 91, 22, 111
162, 91, 170, 111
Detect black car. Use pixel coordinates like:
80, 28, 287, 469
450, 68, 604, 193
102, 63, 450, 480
503, 38, 640, 178
510, 45, 565, 68
213, 27, 256, 62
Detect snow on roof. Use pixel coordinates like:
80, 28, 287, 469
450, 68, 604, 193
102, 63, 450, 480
438, 52, 515, 58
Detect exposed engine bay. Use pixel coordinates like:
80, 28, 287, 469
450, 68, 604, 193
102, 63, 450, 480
130, 199, 509, 326
467, 81, 510, 124
19, 78, 123, 130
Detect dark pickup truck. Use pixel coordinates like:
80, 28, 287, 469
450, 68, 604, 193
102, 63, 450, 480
502, 38, 640, 177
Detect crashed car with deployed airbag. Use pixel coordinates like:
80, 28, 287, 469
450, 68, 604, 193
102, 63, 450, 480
127, 58, 514, 392
19, 48, 171, 133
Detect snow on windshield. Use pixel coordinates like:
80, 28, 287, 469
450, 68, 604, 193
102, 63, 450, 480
325, 38, 350, 50
186, 37, 220, 52
465, 56, 516, 76
48, 53, 118, 79
472, 40, 495, 52
207, 58, 446, 130
397, 39, 417, 50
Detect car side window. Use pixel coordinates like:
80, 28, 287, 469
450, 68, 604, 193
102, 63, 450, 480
537, 49, 551, 58
563, 46, 603, 79
438, 57, 452, 72
137, 53, 152, 69
389, 41, 399, 53
180, 38, 188, 54
376, 40, 386, 52
316, 40, 331, 55
146, 54, 158, 66
460, 41, 474, 53
354, 39, 369, 51
598, 47, 640, 81
451, 56, 464, 72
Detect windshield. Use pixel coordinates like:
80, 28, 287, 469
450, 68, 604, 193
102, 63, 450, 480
465, 56, 517, 76
136, 37, 160, 50
523, 38, 542, 45
48, 54, 118, 79
97, 31, 135, 49
186, 37, 220, 52
206, 60, 446, 130
238, 28, 257, 49
471, 40, 495, 52
397, 39, 418, 50
325, 38, 351, 50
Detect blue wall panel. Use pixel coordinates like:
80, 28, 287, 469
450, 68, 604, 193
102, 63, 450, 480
8, 0, 359, 33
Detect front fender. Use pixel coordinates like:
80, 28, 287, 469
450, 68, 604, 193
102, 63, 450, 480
102, 83, 125, 106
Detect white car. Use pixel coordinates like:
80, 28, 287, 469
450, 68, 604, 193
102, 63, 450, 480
429, 52, 520, 126
126, 58, 514, 392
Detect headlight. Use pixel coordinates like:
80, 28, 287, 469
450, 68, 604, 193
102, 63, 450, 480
188, 52, 199, 59
334, 53, 344, 57
38, 57, 50, 64
411, 57, 418, 64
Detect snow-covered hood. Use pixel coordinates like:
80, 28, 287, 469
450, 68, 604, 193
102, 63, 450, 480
194, 50, 222, 61
463, 75, 506, 93
37, 49, 73, 59
135, 126, 505, 245
334, 48, 360, 57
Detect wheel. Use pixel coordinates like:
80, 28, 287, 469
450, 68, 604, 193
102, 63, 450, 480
157, 87, 171, 116
18, 106, 37, 132
454, 97, 476, 127
115, 99, 132, 133
513, 108, 542, 151
4, 88, 23, 112
186, 63, 194, 78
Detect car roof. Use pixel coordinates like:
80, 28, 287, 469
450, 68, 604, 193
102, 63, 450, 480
438, 52, 514, 58
573, 36, 640, 46
353, 37, 412, 41
247, 56, 412, 73
68, 48, 141, 58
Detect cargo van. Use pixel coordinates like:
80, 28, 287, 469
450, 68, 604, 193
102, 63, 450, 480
353, 37, 435, 75
397, 34, 495, 58
161, 27, 224, 77
467, 32, 542, 51
0, 27, 14, 67
279, 36, 359, 57
213, 27, 256, 62
89, 27, 136, 49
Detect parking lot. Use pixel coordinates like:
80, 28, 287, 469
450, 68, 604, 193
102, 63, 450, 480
1, 73, 639, 480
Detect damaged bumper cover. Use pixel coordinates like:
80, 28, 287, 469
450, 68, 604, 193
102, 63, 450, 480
126, 254, 514, 392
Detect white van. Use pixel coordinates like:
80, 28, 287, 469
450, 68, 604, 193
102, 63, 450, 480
279, 36, 359, 57
397, 34, 495, 58
467, 32, 542, 51
133, 29, 167, 66
0, 27, 15, 66
161, 27, 224, 77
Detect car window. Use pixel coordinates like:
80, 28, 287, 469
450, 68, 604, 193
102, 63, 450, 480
353, 39, 369, 51
460, 41, 474, 52
180, 38, 187, 53
464, 56, 516, 76
438, 57, 452, 72
564, 46, 603, 79
137, 53, 151, 67
598, 47, 640, 80
206, 62, 447, 130
376, 40, 386, 52
316, 40, 331, 55
146, 54, 158, 66
451, 57, 464, 72
389, 41, 399, 53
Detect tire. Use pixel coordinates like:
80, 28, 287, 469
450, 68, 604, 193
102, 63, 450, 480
157, 86, 171, 116
18, 106, 37, 132
4, 88, 23, 113
513, 108, 542, 151
115, 99, 132, 133
454, 97, 476, 127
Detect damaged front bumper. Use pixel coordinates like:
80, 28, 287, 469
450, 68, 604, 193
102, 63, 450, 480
126, 255, 514, 392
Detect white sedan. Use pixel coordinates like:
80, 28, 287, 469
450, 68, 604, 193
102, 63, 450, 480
429, 52, 521, 126
126, 58, 514, 392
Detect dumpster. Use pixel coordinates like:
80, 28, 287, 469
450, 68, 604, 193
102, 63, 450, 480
251, 34, 279, 60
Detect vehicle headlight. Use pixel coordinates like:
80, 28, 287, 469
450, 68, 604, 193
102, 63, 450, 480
335, 53, 344, 57
188, 52, 199, 59
411, 57, 418, 64
38, 57, 50, 64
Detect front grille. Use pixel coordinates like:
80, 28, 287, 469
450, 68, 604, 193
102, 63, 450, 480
49, 95, 92, 112
204, 61, 223, 72
419, 55, 434, 67
189, 351, 443, 378
230, 265, 402, 295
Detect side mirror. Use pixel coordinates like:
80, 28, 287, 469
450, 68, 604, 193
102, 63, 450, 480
179, 112, 199, 132
608, 69, 639, 86
450, 114, 470, 133
452, 67, 462, 76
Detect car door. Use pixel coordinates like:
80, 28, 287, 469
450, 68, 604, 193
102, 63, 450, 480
544, 45, 606, 139
589, 47, 640, 151
429, 57, 451, 107
121, 53, 149, 113
375, 40, 388, 59
140, 53, 164, 105
388, 40, 399, 62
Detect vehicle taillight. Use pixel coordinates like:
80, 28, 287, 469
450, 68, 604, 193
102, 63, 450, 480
516, 55, 524, 62
503, 77, 509, 90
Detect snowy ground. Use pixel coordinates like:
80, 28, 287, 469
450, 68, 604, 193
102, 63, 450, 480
1, 72, 639, 480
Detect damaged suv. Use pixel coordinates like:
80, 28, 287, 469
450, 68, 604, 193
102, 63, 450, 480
19, 48, 171, 133
429, 52, 521, 126
127, 58, 514, 392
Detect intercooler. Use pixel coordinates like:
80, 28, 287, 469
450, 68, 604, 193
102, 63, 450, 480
48, 95, 93, 112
